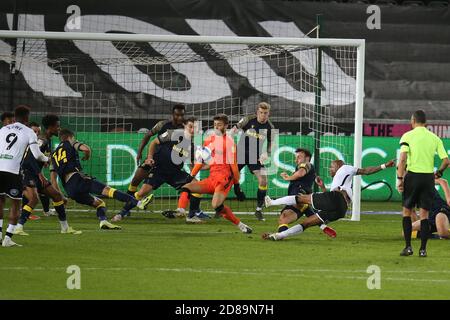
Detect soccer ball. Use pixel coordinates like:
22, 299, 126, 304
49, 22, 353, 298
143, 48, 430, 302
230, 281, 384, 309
195, 146, 212, 163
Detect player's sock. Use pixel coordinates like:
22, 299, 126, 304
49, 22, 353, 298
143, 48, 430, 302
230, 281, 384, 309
277, 224, 289, 232
178, 191, 190, 210
257, 185, 267, 209
18, 205, 34, 226
53, 200, 67, 221
59, 219, 69, 231
5, 224, 16, 240
127, 184, 138, 196
270, 195, 297, 206
402, 216, 412, 247
134, 192, 143, 201
108, 188, 138, 212
216, 205, 240, 225
420, 219, 430, 250
189, 194, 201, 213
96, 201, 108, 221
277, 224, 305, 240
108, 188, 137, 204
40, 195, 50, 213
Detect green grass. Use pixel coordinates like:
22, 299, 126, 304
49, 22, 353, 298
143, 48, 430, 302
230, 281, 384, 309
1, 201, 450, 300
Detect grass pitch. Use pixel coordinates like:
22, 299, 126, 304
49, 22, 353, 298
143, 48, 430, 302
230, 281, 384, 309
1, 200, 450, 300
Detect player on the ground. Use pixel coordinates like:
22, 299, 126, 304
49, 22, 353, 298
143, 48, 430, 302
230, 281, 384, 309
262, 159, 395, 240
411, 178, 450, 239
232, 102, 275, 221
1, 111, 14, 126
0, 105, 48, 247
112, 117, 207, 223
51, 128, 152, 230
271, 148, 336, 238
176, 114, 253, 234
14, 115, 81, 236
127, 104, 204, 219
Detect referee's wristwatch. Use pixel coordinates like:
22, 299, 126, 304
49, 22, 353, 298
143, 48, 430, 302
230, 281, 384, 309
397, 176, 403, 180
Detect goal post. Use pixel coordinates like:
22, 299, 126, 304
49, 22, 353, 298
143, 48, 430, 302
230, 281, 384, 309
0, 30, 365, 220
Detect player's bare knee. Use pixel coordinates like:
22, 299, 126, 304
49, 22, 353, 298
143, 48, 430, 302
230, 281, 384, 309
258, 175, 268, 187
211, 200, 224, 210
279, 215, 290, 225
27, 194, 39, 207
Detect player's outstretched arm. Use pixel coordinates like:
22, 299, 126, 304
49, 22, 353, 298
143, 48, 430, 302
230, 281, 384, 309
74, 141, 91, 161
436, 178, 450, 206
280, 164, 310, 181
137, 132, 152, 163
315, 176, 327, 192
190, 163, 204, 177
435, 158, 450, 179
145, 138, 160, 165
137, 120, 164, 162
357, 159, 395, 176
29, 142, 48, 162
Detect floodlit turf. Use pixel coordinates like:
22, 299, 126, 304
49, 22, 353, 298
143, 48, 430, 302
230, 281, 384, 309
1, 200, 450, 300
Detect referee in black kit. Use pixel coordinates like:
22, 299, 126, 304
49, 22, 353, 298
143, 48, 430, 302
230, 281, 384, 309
397, 110, 449, 257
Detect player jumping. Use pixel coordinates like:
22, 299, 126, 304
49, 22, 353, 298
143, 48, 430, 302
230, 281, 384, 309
176, 114, 253, 233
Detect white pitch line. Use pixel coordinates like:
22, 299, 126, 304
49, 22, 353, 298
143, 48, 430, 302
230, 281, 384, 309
1, 266, 450, 283
2, 208, 402, 216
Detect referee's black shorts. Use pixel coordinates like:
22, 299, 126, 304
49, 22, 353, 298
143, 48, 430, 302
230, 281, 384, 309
402, 172, 435, 210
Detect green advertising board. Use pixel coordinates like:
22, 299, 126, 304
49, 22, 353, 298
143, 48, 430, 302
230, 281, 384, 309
45, 133, 450, 201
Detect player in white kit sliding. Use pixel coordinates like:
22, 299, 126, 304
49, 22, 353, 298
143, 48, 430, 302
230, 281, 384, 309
263, 159, 395, 240
0, 106, 48, 247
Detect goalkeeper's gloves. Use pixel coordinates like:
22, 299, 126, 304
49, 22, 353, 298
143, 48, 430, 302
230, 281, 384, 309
234, 184, 246, 202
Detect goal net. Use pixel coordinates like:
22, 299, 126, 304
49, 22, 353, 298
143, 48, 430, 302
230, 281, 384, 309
0, 29, 364, 220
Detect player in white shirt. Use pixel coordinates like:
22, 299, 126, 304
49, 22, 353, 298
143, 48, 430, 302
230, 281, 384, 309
0, 106, 48, 247
262, 159, 395, 240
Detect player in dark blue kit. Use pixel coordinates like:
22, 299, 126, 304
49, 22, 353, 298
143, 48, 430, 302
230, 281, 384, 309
233, 102, 275, 221
412, 178, 450, 239
52, 129, 152, 230
127, 104, 203, 219
14, 115, 81, 236
113, 117, 206, 223
263, 148, 336, 238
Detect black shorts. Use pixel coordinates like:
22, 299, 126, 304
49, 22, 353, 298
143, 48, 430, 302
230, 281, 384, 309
144, 167, 194, 190
281, 205, 315, 220
238, 162, 265, 174
429, 206, 450, 232
402, 172, 435, 210
22, 169, 50, 193
0, 171, 23, 200
311, 191, 348, 223
64, 172, 107, 206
